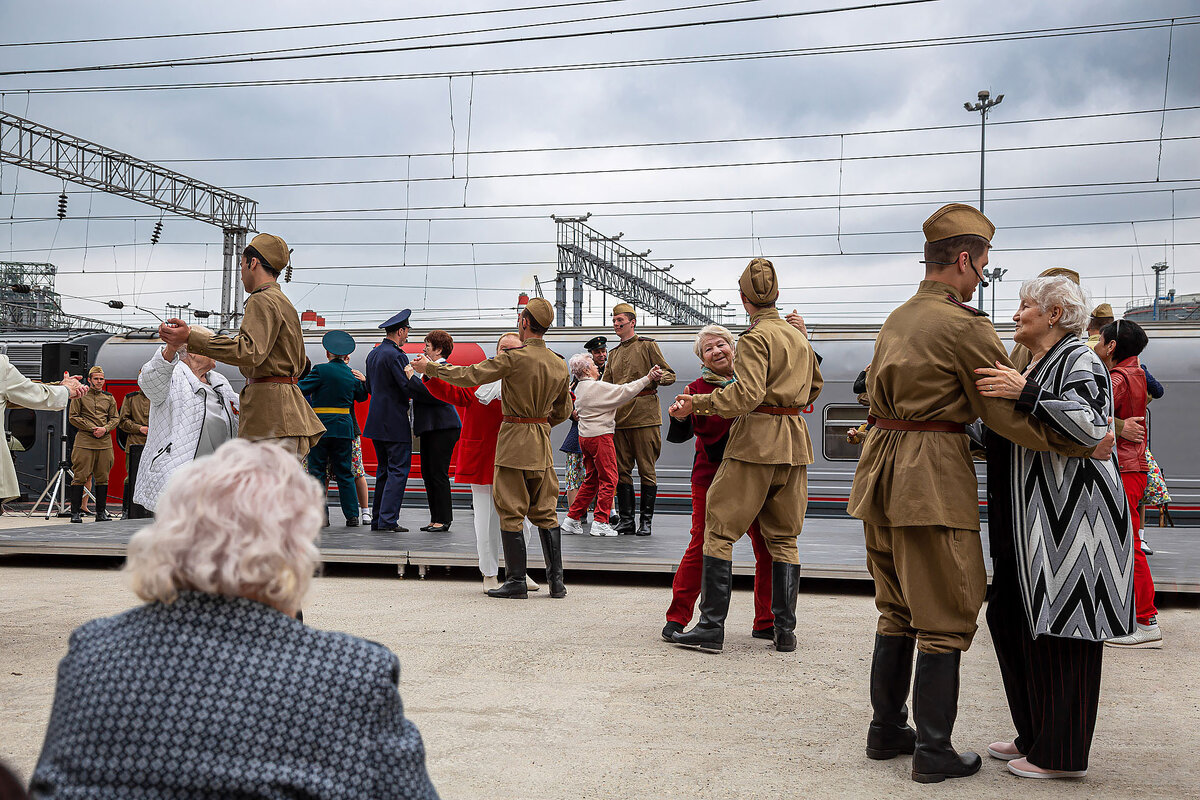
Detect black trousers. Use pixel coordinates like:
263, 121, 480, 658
122, 445, 150, 519
987, 547, 1103, 771
419, 428, 459, 525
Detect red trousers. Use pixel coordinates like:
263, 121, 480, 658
569, 434, 617, 523
1121, 472, 1157, 624
666, 485, 773, 630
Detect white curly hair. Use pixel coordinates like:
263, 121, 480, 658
1019, 276, 1091, 335
124, 439, 324, 615
568, 352, 595, 380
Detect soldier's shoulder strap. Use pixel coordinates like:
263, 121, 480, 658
945, 294, 988, 317
637, 336, 656, 342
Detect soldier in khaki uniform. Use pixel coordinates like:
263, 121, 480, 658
158, 233, 324, 459
412, 298, 572, 599
849, 204, 1112, 783
603, 303, 676, 535
69, 366, 119, 523
668, 259, 822, 654
118, 387, 151, 519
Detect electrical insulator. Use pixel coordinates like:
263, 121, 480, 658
56, 192, 68, 220
107, 300, 125, 309
151, 220, 163, 245
193, 310, 212, 319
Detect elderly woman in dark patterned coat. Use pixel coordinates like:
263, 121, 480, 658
972, 276, 1133, 781
30, 439, 438, 800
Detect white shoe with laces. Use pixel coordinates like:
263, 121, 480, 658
360, 510, 372, 525
1105, 618, 1163, 649
590, 521, 618, 537
1140, 530, 1154, 555
561, 516, 585, 536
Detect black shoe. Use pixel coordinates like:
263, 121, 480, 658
539, 527, 567, 598
752, 626, 774, 640
771, 561, 801, 652
69, 484, 84, 523
672, 555, 733, 653
911, 650, 982, 783
615, 484, 636, 535
635, 483, 656, 535
426, 523, 449, 533
489, 531, 529, 598
94, 485, 111, 522
345, 516, 360, 527
662, 621, 684, 642
373, 523, 408, 533
866, 634, 917, 760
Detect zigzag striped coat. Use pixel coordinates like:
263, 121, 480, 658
980, 333, 1135, 642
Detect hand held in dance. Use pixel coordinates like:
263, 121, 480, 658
61, 373, 86, 399
669, 393, 694, 419
1119, 416, 1145, 443
647, 365, 663, 383
786, 309, 808, 338
159, 318, 191, 356
404, 365, 415, 379
409, 355, 428, 375
975, 361, 1026, 399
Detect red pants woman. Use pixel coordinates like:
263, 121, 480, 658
1121, 472, 1157, 624
568, 433, 617, 524
665, 485, 773, 634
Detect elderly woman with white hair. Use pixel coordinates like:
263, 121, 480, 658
560, 354, 661, 537
29, 440, 439, 799
971, 275, 1134, 780
133, 325, 239, 512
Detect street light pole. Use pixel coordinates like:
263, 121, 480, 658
965, 89, 1004, 310
983, 267, 1008, 318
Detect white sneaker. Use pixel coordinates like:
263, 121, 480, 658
590, 521, 618, 537
525, 575, 540, 592
1105, 620, 1163, 649
561, 516, 585, 536
1140, 531, 1154, 555
360, 510, 372, 525
482, 575, 500, 593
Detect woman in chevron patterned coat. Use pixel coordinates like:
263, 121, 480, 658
972, 276, 1134, 781
30, 440, 438, 800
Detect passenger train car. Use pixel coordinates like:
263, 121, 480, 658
4, 322, 1196, 522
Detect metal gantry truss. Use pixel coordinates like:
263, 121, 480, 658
0, 111, 257, 328
552, 215, 729, 326
0, 261, 136, 333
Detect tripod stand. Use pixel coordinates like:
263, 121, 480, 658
29, 409, 93, 520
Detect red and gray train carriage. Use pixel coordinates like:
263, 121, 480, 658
4, 325, 1197, 522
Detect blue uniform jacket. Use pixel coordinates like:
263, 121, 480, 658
299, 360, 368, 440
363, 339, 424, 443
410, 370, 462, 438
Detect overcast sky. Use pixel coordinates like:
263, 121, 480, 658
1, 0, 1197, 332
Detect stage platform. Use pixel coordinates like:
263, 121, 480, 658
1, 508, 1196, 593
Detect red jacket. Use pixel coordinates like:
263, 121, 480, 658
679, 376, 736, 489
423, 378, 501, 485
1111, 355, 1148, 474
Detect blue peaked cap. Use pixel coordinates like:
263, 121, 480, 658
380, 309, 412, 330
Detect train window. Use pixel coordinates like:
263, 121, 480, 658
823, 405, 870, 461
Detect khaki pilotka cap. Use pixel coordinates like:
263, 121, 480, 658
1040, 267, 1081, 284
1091, 303, 1115, 319
922, 203, 995, 243
612, 302, 635, 317
525, 297, 555, 328
87, 366, 104, 376
739, 257, 779, 305
249, 233, 290, 271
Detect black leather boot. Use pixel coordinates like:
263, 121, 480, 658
69, 484, 84, 524
488, 531, 529, 599
615, 484, 636, 535
866, 634, 917, 760
94, 485, 111, 521
538, 527, 567, 598
911, 650, 981, 783
770, 561, 800, 652
671, 555, 732, 653
635, 483, 656, 536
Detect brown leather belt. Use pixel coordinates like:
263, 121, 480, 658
636, 388, 657, 397
247, 376, 299, 386
868, 416, 966, 434
753, 405, 800, 416
502, 415, 548, 424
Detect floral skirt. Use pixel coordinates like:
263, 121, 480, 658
1144, 449, 1170, 506
564, 453, 585, 491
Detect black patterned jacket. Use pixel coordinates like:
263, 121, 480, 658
31, 592, 439, 799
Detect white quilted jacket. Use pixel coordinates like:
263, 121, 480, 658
134, 346, 239, 511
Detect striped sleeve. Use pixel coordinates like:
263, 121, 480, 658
1016, 347, 1110, 447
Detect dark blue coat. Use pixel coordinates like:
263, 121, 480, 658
364, 339, 425, 443
299, 359, 369, 440
410, 372, 462, 437
30, 591, 438, 800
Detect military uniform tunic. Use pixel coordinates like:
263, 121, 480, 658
300, 359, 369, 521
69, 388, 118, 486
424, 338, 572, 530
118, 390, 151, 448
601, 334, 675, 486
849, 280, 1096, 653
690, 308, 823, 564
186, 281, 325, 454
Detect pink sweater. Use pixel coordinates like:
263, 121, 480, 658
573, 375, 652, 438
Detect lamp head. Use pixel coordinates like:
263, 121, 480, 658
978, 89, 990, 101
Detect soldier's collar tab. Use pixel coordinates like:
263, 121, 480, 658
945, 294, 988, 316
251, 281, 280, 295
